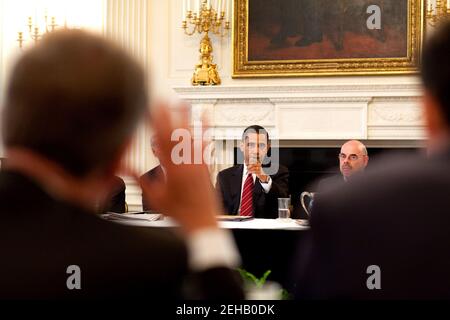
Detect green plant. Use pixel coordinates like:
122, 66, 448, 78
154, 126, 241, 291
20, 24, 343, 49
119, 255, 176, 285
236, 268, 292, 300
237, 268, 272, 288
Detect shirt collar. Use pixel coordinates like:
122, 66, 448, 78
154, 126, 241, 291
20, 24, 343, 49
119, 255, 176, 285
242, 165, 256, 181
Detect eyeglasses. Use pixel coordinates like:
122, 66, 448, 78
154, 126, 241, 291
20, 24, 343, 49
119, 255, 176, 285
246, 142, 267, 149
338, 153, 365, 161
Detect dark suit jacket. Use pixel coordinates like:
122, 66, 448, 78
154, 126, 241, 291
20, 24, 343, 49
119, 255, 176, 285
295, 148, 450, 299
140, 165, 164, 211
316, 174, 345, 193
0, 171, 243, 299
216, 165, 289, 219
103, 176, 126, 213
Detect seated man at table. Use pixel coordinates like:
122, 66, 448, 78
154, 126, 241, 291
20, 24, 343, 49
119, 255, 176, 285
0, 29, 242, 299
216, 125, 289, 219
317, 140, 369, 192
140, 136, 165, 211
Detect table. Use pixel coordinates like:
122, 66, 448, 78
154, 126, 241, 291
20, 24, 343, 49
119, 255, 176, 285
114, 217, 310, 291
116, 217, 309, 231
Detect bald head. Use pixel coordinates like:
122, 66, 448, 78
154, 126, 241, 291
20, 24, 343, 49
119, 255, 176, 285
342, 140, 368, 156
339, 140, 369, 180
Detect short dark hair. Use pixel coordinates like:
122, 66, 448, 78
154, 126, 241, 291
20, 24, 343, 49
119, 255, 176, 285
421, 20, 450, 126
2, 29, 147, 177
242, 125, 270, 142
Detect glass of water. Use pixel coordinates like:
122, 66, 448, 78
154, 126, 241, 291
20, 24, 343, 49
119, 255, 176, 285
277, 198, 291, 220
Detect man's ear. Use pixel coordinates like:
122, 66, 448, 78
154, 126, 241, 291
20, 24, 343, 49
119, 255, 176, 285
423, 91, 446, 138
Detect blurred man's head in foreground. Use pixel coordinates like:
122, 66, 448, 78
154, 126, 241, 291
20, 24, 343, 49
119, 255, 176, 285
2, 29, 147, 177
422, 20, 450, 148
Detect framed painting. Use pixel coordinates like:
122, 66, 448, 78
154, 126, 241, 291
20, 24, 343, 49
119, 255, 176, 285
232, 0, 424, 77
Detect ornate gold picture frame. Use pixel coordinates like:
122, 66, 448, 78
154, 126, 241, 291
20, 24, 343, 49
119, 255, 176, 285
233, 0, 424, 77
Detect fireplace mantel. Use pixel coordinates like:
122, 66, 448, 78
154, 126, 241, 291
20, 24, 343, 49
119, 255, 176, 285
173, 83, 426, 142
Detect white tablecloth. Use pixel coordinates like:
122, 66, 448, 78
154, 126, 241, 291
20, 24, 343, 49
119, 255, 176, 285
113, 217, 309, 231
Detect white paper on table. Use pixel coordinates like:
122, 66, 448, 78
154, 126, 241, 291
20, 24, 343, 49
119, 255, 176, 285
102, 213, 163, 222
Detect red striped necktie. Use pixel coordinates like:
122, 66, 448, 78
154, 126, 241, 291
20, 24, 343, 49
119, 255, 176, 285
240, 173, 254, 216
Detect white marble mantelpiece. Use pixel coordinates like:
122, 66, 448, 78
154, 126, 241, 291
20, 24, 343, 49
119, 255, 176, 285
173, 83, 423, 99
173, 83, 426, 142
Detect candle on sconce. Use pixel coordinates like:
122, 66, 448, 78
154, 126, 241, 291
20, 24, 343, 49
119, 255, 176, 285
44, 8, 49, 32
50, 16, 57, 31
33, 26, 40, 43
34, 7, 38, 29
226, 0, 231, 21
183, 0, 186, 19
182, 0, 228, 85
224, 0, 227, 19
17, 31, 24, 49
447, 0, 450, 9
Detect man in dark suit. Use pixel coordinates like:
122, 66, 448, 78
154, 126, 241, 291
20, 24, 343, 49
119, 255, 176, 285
0, 30, 243, 299
103, 176, 127, 213
216, 125, 289, 219
140, 136, 164, 211
316, 140, 369, 193
295, 21, 450, 299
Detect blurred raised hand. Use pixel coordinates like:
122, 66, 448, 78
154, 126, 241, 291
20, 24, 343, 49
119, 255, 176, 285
140, 103, 221, 234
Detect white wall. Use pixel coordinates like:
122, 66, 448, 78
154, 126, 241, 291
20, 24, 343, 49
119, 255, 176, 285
0, 0, 106, 158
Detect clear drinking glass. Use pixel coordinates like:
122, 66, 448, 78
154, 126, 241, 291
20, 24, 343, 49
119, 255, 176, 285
277, 198, 291, 220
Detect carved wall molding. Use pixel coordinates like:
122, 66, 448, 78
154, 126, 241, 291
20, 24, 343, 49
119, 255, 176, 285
215, 102, 275, 124
370, 105, 423, 124
270, 97, 373, 104
173, 83, 422, 98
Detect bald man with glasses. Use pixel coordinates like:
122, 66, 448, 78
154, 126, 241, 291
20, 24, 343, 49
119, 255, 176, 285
317, 140, 369, 193
338, 140, 369, 181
